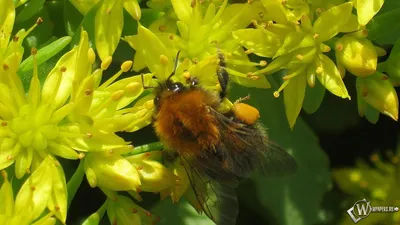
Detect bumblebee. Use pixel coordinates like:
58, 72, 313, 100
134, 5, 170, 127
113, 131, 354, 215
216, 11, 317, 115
143, 51, 297, 225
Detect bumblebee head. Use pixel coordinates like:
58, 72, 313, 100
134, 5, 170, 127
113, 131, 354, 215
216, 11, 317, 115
153, 51, 187, 108
153, 81, 186, 109
165, 79, 185, 92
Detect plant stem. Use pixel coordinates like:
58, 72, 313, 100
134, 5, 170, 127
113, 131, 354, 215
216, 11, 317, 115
123, 142, 164, 156
67, 160, 85, 209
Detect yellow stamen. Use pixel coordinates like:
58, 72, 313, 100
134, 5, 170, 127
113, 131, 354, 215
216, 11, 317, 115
121, 61, 133, 72
28, 48, 40, 108
144, 100, 154, 110
111, 90, 124, 101
98, 68, 124, 90
21, 17, 43, 40
227, 59, 266, 67
160, 55, 169, 65
125, 82, 141, 93
273, 79, 291, 98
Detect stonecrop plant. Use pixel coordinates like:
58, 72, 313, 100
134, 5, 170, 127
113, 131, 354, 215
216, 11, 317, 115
0, 0, 399, 225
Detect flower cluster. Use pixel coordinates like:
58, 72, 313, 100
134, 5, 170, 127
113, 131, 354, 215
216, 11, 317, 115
0, 1, 177, 224
124, 0, 271, 89
333, 148, 400, 224
233, 0, 397, 128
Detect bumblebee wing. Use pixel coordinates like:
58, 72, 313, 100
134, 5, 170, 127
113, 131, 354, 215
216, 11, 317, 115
207, 106, 297, 178
179, 154, 239, 225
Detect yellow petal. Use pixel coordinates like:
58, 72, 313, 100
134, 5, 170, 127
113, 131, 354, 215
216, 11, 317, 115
171, 0, 192, 23
95, 0, 124, 61
47, 158, 68, 223
0, 0, 15, 56
357, 0, 384, 26
0, 171, 14, 217
14, 156, 53, 222
284, 69, 307, 129
123, 0, 141, 20
315, 54, 350, 99
137, 24, 173, 79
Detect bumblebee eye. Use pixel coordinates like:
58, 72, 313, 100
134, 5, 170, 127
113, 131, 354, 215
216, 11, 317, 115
170, 82, 184, 92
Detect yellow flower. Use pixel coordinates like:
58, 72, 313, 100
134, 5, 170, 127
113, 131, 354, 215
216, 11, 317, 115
124, 0, 271, 89
0, 156, 67, 225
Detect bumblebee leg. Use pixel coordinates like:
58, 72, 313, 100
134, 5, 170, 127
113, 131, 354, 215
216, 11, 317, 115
216, 50, 229, 100
234, 95, 251, 104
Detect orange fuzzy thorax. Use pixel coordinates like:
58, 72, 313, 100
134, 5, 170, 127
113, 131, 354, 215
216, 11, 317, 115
154, 88, 221, 155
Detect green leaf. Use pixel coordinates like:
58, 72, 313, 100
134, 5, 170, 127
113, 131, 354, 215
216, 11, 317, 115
95, 0, 124, 60
312, 2, 353, 42
70, 1, 100, 49
46, 0, 65, 37
303, 79, 325, 114
64, 0, 84, 37
18, 36, 71, 74
379, 0, 400, 14
283, 72, 307, 129
356, 0, 384, 26
367, 7, 400, 45
385, 39, 400, 84
15, 0, 46, 22
229, 81, 331, 225
140, 8, 164, 28
152, 198, 214, 225
365, 103, 380, 124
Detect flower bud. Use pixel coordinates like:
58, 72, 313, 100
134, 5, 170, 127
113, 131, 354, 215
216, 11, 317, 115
384, 39, 400, 86
335, 35, 377, 77
84, 152, 141, 191
132, 160, 178, 193
356, 72, 399, 121
162, 160, 191, 203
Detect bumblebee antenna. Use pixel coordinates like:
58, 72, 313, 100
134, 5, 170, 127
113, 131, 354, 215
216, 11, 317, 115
141, 73, 156, 89
166, 50, 181, 81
